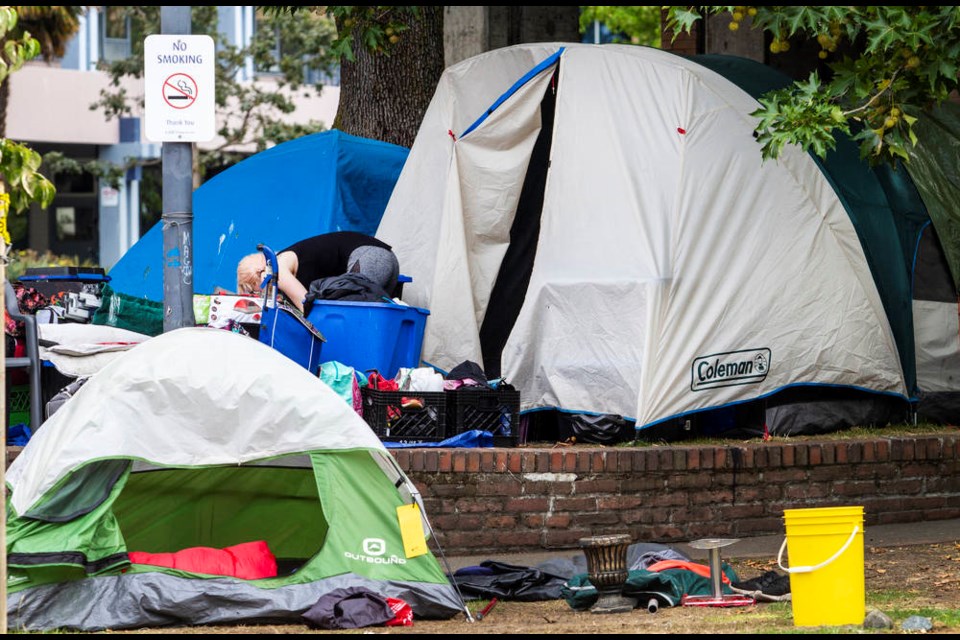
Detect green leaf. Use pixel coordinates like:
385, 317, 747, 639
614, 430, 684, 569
665, 7, 702, 38
330, 36, 355, 62
22, 36, 40, 61
0, 7, 17, 36
363, 26, 382, 50
938, 59, 959, 81
890, 144, 910, 161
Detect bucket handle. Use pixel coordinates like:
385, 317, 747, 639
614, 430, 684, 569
776, 525, 860, 574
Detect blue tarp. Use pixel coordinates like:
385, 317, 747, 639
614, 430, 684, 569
383, 430, 495, 449
107, 130, 409, 301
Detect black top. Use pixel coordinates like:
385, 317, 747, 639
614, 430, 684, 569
280, 232, 392, 289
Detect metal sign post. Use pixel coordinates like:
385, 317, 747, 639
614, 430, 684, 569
146, 8, 215, 331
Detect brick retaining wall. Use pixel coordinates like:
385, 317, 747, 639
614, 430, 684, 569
392, 435, 960, 557
8, 435, 959, 558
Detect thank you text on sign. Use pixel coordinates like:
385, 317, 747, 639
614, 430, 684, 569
144, 34, 215, 142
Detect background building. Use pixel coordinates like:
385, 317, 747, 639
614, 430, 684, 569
5, 5, 588, 271
6, 6, 339, 270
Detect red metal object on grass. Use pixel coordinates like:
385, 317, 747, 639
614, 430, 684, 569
476, 597, 498, 620
680, 593, 756, 607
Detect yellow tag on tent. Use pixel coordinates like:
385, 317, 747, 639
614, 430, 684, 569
396, 503, 428, 558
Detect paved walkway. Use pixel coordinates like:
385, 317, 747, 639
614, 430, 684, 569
441, 516, 960, 571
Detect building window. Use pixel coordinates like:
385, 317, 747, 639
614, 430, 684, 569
53, 170, 95, 196
101, 6, 131, 62
48, 159, 99, 262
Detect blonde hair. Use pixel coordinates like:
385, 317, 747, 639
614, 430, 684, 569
237, 253, 266, 294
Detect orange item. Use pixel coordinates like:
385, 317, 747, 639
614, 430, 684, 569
647, 559, 732, 585
401, 397, 424, 409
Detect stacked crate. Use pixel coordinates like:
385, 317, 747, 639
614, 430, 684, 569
360, 385, 522, 446
7, 384, 31, 427
359, 388, 448, 445
445, 387, 521, 446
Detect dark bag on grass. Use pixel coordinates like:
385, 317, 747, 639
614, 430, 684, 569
301, 586, 394, 630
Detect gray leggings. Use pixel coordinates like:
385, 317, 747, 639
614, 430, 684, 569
347, 245, 400, 294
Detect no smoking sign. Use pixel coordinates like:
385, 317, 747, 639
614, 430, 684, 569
145, 35, 215, 142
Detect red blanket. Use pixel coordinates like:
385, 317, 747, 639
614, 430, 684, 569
128, 540, 277, 580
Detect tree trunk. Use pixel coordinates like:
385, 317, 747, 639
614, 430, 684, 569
335, 7, 444, 148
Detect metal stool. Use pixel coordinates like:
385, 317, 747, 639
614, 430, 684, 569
681, 538, 755, 607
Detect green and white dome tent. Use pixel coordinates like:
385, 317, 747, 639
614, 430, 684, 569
694, 53, 960, 431
6, 327, 465, 631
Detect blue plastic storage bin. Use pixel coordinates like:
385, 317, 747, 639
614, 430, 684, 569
305, 300, 429, 379
259, 304, 325, 374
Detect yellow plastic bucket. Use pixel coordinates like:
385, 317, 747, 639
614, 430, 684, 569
778, 506, 865, 627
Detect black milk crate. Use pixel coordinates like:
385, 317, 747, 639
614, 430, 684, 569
360, 388, 448, 444
8, 384, 30, 427
446, 387, 521, 446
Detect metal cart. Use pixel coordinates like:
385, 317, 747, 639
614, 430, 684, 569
256, 244, 326, 375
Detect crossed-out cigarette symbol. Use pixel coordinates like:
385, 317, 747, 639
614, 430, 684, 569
163, 73, 198, 109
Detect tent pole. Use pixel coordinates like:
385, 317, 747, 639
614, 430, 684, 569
385, 454, 474, 621
421, 505, 475, 623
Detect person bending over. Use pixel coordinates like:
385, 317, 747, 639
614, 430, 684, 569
236, 231, 399, 312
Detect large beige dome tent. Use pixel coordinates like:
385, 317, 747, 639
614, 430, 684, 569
377, 43, 958, 437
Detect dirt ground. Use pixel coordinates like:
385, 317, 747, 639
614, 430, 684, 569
108, 540, 960, 635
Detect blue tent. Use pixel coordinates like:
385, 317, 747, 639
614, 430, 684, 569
107, 130, 409, 300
